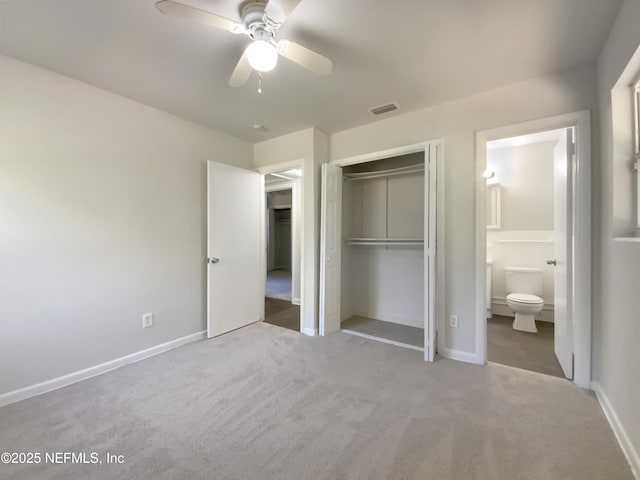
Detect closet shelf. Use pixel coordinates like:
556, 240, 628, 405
343, 164, 424, 181
344, 237, 424, 246
497, 239, 553, 244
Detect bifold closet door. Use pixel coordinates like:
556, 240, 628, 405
319, 163, 342, 335
424, 143, 438, 362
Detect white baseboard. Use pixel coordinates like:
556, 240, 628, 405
439, 347, 483, 364
591, 381, 640, 479
0, 331, 206, 408
292, 297, 301, 306
302, 327, 317, 336
491, 299, 555, 323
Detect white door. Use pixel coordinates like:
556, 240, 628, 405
291, 178, 302, 305
553, 129, 574, 378
207, 161, 263, 338
319, 164, 342, 335
424, 143, 438, 362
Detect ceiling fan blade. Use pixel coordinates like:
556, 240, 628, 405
155, 0, 244, 33
265, 0, 303, 24
228, 50, 253, 87
277, 39, 334, 76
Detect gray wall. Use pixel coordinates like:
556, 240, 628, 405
330, 63, 598, 355
266, 191, 292, 271
487, 141, 555, 231
274, 209, 292, 269
0, 56, 252, 395
594, 0, 640, 466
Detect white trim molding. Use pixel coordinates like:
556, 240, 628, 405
0, 331, 206, 408
330, 142, 428, 168
256, 159, 305, 175
592, 382, 640, 479
490, 298, 555, 323
302, 327, 317, 336
439, 347, 483, 364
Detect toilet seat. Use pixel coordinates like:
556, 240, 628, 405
507, 293, 544, 305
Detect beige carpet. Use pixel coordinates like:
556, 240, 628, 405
0, 323, 632, 480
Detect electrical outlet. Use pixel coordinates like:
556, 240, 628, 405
450, 314, 459, 328
142, 313, 153, 329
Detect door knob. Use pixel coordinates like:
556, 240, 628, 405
208, 257, 220, 264
546, 259, 557, 266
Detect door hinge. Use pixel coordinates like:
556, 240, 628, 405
569, 142, 576, 157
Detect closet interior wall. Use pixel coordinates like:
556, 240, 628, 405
266, 190, 292, 271
340, 153, 425, 329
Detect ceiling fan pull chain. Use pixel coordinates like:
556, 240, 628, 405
258, 72, 263, 94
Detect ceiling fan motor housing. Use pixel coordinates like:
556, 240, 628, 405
242, 1, 280, 46
241, 1, 270, 29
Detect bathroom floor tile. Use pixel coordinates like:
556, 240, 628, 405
487, 314, 564, 378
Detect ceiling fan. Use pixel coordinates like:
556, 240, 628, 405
155, 0, 334, 87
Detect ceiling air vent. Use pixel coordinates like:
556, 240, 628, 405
367, 102, 399, 117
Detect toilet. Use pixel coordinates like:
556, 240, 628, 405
504, 267, 544, 333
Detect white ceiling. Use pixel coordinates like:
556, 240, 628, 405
0, 0, 622, 142
487, 128, 565, 150
265, 168, 301, 184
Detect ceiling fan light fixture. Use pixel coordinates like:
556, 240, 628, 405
246, 40, 278, 72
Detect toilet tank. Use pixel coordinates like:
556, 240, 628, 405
504, 267, 543, 295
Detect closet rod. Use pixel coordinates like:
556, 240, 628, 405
344, 237, 424, 246
343, 164, 424, 181
346, 241, 424, 246
346, 237, 424, 241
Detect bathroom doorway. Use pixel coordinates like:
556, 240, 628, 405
484, 129, 565, 377
263, 169, 301, 332
475, 111, 592, 387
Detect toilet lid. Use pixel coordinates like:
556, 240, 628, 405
507, 293, 543, 304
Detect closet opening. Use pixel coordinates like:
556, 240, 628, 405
340, 155, 425, 351
320, 141, 439, 362
484, 128, 566, 378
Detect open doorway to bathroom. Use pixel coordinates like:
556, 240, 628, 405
476, 111, 592, 388
264, 169, 301, 332
484, 129, 565, 377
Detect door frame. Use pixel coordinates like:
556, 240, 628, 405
257, 160, 304, 332
475, 110, 591, 388
327, 139, 445, 362
265, 182, 300, 304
